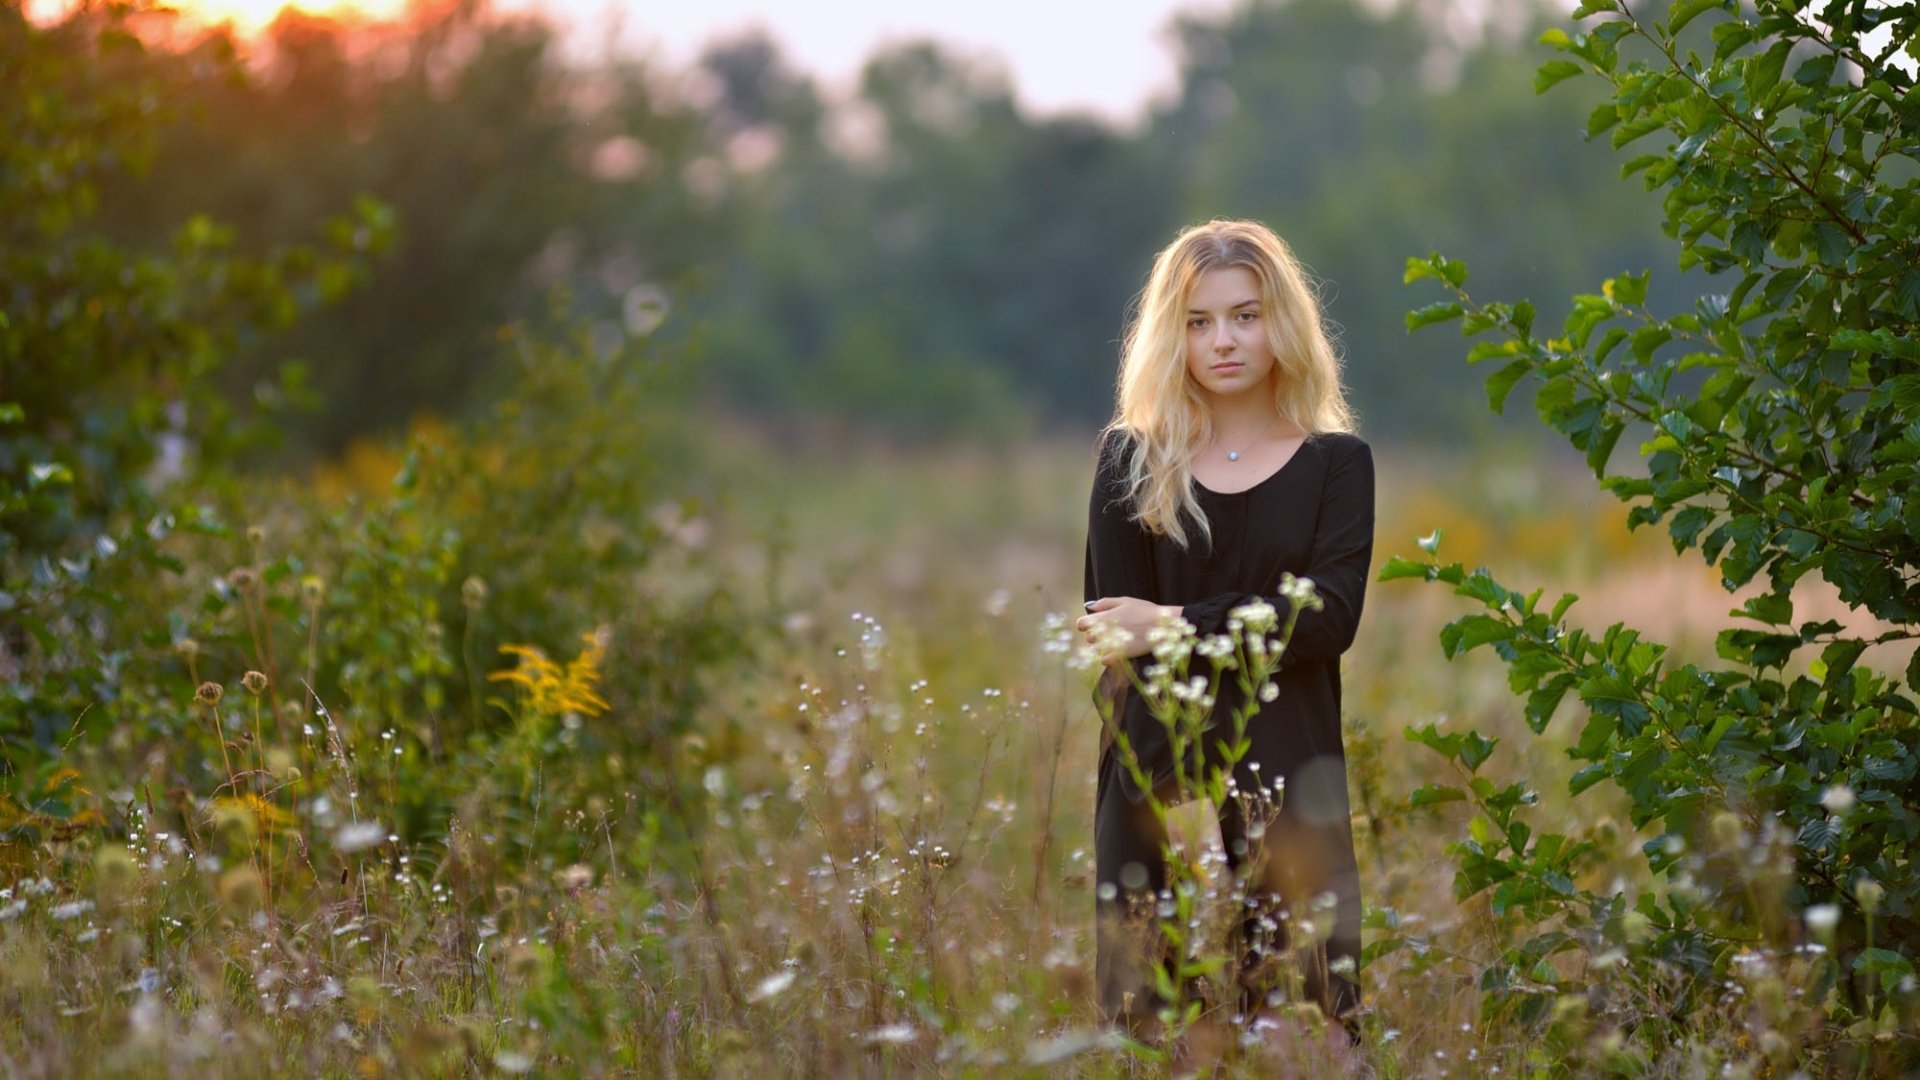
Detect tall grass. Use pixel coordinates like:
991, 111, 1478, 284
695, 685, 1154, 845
0, 414, 1857, 1076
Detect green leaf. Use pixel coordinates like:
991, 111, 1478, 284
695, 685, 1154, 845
1668, 0, 1723, 35
1411, 784, 1468, 808
1738, 591, 1793, 626
1793, 53, 1836, 88
1535, 60, 1586, 94
1407, 302, 1466, 332
1487, 360, 1531, 415
1377, 554, 1433, 583
1745, 39, 1792, 102
1585, 102, 1621, 139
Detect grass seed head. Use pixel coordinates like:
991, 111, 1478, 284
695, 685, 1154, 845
219, 865, 264, 912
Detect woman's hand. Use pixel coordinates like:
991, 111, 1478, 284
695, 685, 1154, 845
1076, 596, 1181, 661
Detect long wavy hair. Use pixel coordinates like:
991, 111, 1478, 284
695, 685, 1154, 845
1100, 218, 1354, 551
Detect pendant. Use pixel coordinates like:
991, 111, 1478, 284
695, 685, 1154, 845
1228, 451, 1239, 461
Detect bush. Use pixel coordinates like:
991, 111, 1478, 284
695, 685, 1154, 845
1396, 0, 1920, 1066
0, 2, 389, 840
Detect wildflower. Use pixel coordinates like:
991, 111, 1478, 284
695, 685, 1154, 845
174, 637, 201, 659
227, 567, 257, 592
301, 575, 326, 605
1820, 785, 1855, 816
333, 821, 386, 853
1229, 597, 1278, 633
489, 632, 612, 719
195, 681, 224, 706
461, 575, 488, 610
242, 670, 269, 696
748, 970, 796, 1002
51, 898, 94, 920
862, 1023, 916, 1045
1804, 903, 1841, 938
556, 863, 594, 892
1277, 573, 1322, 612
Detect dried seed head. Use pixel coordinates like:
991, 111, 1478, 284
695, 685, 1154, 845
92, 845, 140, 902
227, 567, 257, 592
195, 681, 224, 705
242, 670, 269, 696
301, 575, 325, 605
461, 575, 488, 609
174, 637, 201, 658
245, 525, 266, 547
218, 865, 264, 911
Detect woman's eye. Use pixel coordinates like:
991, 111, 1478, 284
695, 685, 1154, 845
1237, 311, 1257, 321
1188, 319, 1206, 329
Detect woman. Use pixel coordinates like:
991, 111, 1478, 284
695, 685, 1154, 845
1075, 218, 1373, 1035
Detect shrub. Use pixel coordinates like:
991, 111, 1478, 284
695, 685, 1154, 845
1396, 0, 1920, 1065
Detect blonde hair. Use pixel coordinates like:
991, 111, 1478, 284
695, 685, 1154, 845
1100, 218, 1354, 551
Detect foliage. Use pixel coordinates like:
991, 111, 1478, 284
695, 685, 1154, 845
87, 0, 1696, 446
1396, 0, 1920, 1063
96, 0, 715, 454
0, 1, 389, 835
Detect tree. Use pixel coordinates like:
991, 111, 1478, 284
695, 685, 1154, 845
1394, 0, 1920, 1062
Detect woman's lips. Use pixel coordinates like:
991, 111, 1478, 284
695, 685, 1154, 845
1211, 362, 1244, 373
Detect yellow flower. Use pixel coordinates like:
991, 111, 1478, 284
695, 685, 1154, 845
488, 631, 611, 720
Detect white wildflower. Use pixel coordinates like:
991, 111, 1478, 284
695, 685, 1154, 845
1805, 903, 1841, 937
332, 821, 386, 853
749, 970, 796, 1003
1821, 785, 1856, 816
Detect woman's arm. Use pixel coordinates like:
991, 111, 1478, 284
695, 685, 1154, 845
1082, 430, 1163, 659
1178, 435, 1375, 669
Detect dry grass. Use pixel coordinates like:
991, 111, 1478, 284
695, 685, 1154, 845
0, 424, 1871, 1076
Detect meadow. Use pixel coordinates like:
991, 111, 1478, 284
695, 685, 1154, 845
6, 369, 1855, 1077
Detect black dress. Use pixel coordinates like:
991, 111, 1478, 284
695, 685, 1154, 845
1082, 426, 1373, 1021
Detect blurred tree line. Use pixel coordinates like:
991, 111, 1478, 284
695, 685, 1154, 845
86, 0, 1687, 452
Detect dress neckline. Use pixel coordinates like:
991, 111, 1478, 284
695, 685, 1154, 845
1191, 434, 1314, 497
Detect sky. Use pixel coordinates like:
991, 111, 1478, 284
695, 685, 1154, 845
557, 0, 1243, 124
47, 0, 1249, 124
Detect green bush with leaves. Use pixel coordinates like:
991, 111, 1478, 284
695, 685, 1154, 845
1395, 0, 1920, 1062
0, 3, 389, 838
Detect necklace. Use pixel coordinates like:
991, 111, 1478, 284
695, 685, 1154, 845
1216, 413, 1279, 462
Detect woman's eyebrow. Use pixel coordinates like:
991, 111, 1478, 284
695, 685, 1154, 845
1187, 298, 1261, 314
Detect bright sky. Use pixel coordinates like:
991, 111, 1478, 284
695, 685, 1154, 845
38, 0, 1243, 124
558, 0, 1241, 124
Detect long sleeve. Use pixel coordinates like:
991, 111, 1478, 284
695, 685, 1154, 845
1179, 436, 1375, 669
1083, 430, 1157, 608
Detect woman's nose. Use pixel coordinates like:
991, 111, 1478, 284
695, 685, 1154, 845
1214, 321, 1235, 349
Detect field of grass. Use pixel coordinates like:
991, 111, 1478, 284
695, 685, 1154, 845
0, 415, 1878, 1076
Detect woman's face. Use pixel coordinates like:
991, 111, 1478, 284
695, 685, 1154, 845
1183, 265, 1278, 402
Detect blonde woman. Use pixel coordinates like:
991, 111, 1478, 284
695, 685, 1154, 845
1076, 218, 1373, 1037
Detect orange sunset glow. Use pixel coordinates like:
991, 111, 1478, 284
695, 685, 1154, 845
28, 0, 416, 35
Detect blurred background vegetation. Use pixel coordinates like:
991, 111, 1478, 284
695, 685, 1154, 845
12, 0, 1838, 1072
76, 0, 1688, 455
